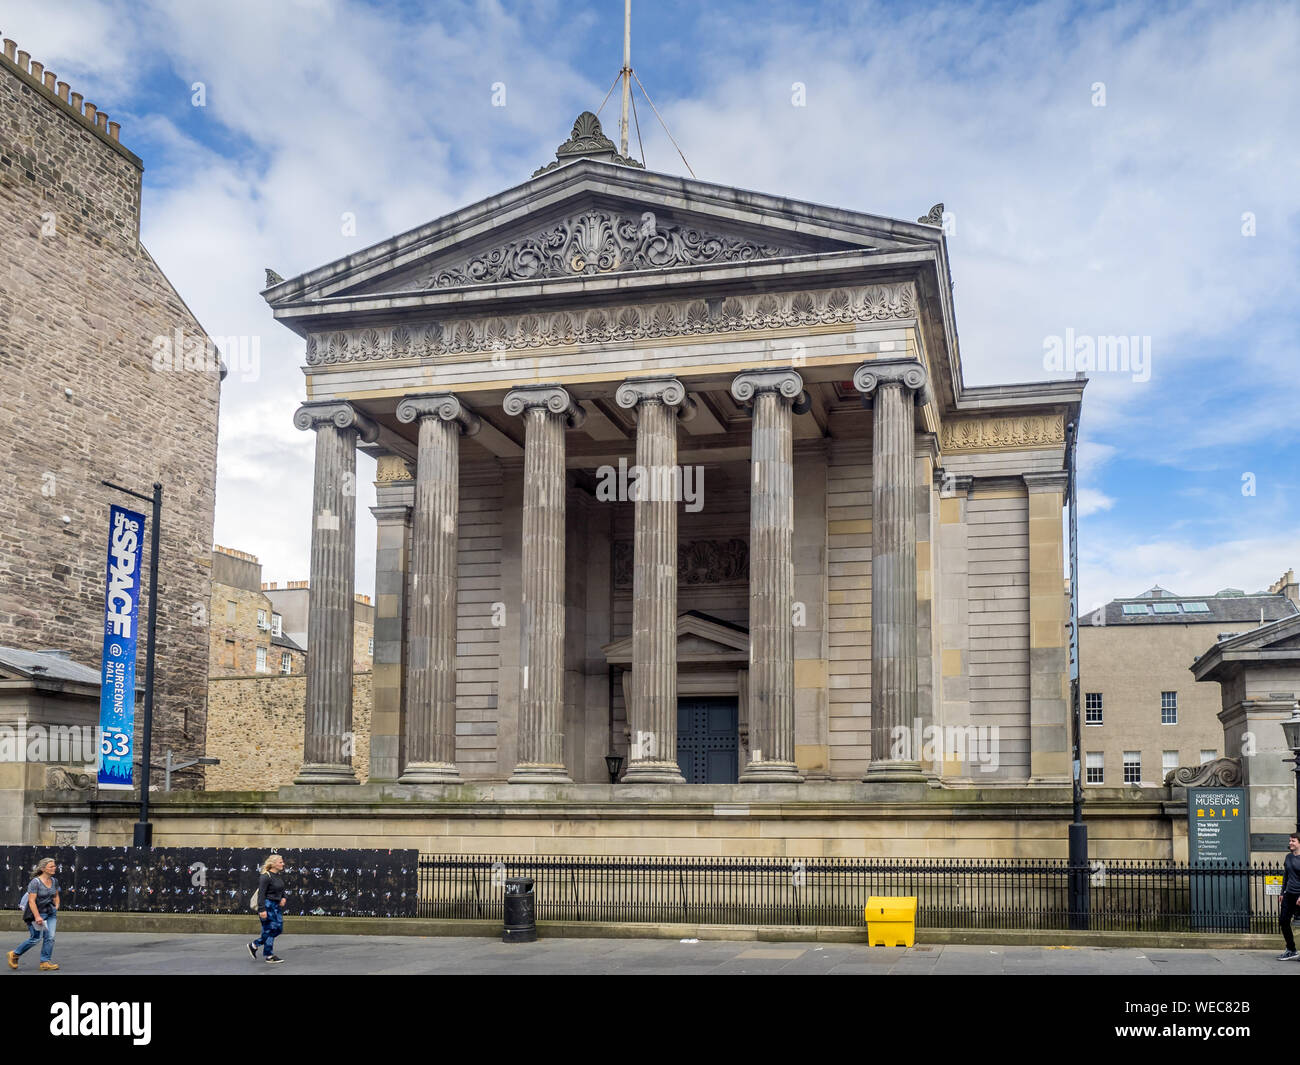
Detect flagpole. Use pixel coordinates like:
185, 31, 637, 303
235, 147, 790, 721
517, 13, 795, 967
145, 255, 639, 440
619, 0, 632, 156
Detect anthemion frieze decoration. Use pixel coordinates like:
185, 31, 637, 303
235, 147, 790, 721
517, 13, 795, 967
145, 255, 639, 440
305, 282, 919, 366
939, 412, 1066, 452
420, 209, 804, 289
613, 539, 749, 588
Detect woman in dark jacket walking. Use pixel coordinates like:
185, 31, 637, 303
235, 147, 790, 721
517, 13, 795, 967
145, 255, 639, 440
248, 854, 289, 964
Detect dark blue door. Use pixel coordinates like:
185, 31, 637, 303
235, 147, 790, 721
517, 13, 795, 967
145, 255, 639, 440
676, 698, 739, 784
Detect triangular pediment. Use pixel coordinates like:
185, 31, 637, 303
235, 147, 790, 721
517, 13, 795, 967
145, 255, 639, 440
603, 611, 749, 664
1221, 613, 1300, 653
263, 160, 936, 307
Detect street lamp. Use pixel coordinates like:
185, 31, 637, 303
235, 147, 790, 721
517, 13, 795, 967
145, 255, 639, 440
1280, 701, 1300, 835
604, 754, 624, 784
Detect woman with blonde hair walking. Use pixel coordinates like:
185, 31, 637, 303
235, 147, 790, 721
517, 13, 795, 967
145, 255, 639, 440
248, 853, 289, 964
8, 857, 61, 971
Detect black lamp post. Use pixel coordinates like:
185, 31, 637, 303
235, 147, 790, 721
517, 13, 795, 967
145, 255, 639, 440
1280, 702, 1300, 835
604, 754, 624, 784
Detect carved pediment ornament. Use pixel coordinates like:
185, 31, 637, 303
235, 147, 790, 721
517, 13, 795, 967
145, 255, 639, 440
1164, 757, 1241, 788
423, 208, 803, 288
305, 282, 918, 366
940, 413, 1067, 453
533, 111, 647, 176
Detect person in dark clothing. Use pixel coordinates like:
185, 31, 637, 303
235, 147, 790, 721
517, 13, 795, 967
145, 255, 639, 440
1278, 834, 1300, 960
248, 854, 289, 963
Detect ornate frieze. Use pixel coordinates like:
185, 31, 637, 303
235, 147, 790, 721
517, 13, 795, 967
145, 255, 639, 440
375, 454, 414, 482
940, 412, 1066, 453
422, 208, 801, 289
613, 538, 749, 588
304, 282, 918, 367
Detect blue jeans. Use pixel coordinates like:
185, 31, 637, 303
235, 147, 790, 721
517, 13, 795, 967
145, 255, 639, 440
252, 901, 282, 957
14, 912, 56, 963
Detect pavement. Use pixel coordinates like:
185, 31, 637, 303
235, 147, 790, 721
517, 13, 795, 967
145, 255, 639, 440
5, 932, 1300, 975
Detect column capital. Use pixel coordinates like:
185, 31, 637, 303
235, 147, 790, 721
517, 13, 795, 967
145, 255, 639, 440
615, 377, 697, 421
396, 393, 481, 436
503, 385, 586, 429
293, 401, 379, 443
1023, 471, 1070, 494
852, 359, 929, 405
730, 368, 803, 404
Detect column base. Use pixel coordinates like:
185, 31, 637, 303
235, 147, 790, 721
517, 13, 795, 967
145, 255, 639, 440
398, 763, 462, 784
862, 760, 926, 783
294, 763, 359, 785
508, 764, 573, 784
621, 761, 685, 784
739, 760, 805, 784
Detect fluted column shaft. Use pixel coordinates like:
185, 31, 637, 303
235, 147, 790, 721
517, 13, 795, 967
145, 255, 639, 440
397, 394, 480, 784
294, 402, 378, 784
616, 379, 692, 783
733, 370, 804, 782
853, 361, 927, 780
505, 386, 583, 783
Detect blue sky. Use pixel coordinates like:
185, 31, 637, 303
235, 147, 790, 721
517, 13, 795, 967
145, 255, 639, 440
8, 0, 1298, 608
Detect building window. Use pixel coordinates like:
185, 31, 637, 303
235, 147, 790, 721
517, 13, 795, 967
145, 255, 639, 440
226, 600, 237, 622
1160, 691, 1177, 725
256, 647, 267, 672
1162, 751, 1179, 778
1086, 752, 1104, 784
223, 639, 236, 668
272, 613, 282, 637
1084, 693, 1103, 725
1200, 750, 1217, 764
368, 636, 374, 656
1123, 751, 1141, 784
280, 652, 292, 674
257, 608, 269, 631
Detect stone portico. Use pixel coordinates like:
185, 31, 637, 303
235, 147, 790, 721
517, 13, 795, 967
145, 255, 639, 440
264, 113, 1085, 797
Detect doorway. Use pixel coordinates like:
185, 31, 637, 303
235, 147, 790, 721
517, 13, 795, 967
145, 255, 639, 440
676, 697, 739, 783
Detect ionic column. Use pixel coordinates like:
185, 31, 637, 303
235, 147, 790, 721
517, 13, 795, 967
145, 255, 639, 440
615, 378, 694, 783
503, 385, 586, 783
395, 394, 480, 783
293, 401, 379, 784
732, 369, 805, 783
853, 360, 928, 781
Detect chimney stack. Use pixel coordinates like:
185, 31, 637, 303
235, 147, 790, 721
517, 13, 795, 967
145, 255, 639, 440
2, 39, 16, 61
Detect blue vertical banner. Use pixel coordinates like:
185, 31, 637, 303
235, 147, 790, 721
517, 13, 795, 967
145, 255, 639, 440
97, 504, 145, 790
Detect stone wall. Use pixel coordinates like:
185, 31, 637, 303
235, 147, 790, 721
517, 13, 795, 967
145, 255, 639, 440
205, 672, 372, 790
0, 46, 219, 788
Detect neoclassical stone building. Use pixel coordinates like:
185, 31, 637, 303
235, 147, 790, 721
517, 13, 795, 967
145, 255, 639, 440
263, 113, 1084, 794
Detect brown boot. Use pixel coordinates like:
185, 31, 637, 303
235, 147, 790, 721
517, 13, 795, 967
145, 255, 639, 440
6, 950, 16, 969
39, 961, 59, 971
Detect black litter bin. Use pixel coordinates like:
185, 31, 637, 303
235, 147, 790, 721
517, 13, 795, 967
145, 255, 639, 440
503, 876, 536, 943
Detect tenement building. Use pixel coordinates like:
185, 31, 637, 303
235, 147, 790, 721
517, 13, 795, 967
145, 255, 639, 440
0, 38, 220, 797
1079, 576, 1298, 788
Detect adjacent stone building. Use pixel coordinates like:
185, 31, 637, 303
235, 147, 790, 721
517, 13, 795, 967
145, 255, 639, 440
0, 38, 220, 791
1079, 575, 1299, 787
263, 580, 373, 673
206, 546, 372, 790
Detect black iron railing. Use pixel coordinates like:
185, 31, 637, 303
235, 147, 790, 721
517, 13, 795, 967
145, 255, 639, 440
417, 855, 1286, 933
